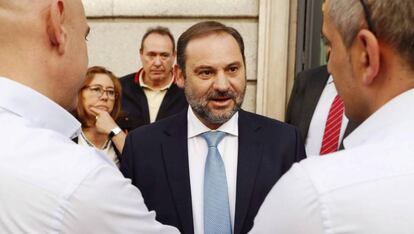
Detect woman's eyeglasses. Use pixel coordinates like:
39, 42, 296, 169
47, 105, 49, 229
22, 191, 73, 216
85, 85, 117, 100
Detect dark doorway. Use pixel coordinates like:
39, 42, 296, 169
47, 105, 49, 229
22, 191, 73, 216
295, 0, 325, 75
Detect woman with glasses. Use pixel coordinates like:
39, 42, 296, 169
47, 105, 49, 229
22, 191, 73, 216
74, 66, 126, 167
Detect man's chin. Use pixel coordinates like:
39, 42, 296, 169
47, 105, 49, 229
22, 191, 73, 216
148, 74, 166, 81
208, 106, 234, 115
206, 108, 238, 123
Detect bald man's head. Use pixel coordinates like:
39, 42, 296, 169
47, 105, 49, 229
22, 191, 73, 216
0, 0, 29, 11
0, 0, 90, 111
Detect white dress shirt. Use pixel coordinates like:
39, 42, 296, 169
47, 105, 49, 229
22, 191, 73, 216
250, 89, 414, 234
187, 107, 239, 234
305, 75, 349, 155
0, 77, 179, 234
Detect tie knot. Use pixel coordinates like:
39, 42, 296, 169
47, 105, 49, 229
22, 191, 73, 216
201, 131, 226, 147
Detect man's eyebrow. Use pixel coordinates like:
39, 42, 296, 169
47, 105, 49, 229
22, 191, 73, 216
195, 65, 213, 69
194, 65, 214, 72
227, 61, 242, 67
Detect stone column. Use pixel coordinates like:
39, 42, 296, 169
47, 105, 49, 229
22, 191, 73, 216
256, 0, 297, 120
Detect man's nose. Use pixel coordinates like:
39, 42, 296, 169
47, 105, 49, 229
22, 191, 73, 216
213, 71, 230, 91
153, 56, 162, 66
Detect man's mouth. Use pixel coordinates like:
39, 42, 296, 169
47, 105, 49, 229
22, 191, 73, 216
209, 97, 232, 107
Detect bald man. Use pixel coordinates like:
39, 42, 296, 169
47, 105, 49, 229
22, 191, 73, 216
0, 1, 179, 233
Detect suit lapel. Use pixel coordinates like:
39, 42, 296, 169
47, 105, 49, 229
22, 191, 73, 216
234, 110, 263, 234
300, 66, 330, 137
161, 111, 194, 234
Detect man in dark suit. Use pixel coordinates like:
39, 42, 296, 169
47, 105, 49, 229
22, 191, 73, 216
286, 65, 357, 155
118, 26, 187, 131
121, 21, 306, 234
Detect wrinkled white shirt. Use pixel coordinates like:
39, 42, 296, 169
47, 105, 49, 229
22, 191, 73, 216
0, 77, 179, 234
250, 89, 414, 234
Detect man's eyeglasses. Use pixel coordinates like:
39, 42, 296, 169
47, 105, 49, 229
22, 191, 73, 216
85, 85, 117, 100
359, 0, 375, 34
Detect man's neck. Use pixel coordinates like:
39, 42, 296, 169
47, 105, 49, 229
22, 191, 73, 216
142, 74, 173, 90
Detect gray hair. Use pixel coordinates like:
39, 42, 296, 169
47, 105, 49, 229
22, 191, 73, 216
327, 0, 414, 69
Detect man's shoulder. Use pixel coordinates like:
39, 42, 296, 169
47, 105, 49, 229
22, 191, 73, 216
299, 141, 414, 194
294, 65, 329, 86
239, 110, 297, 132
18, 127, 112, 169
168, 82, 184, 92
128, 110, 186, 137
297, 65, 328, 78
297, 148, 362, 193
2, 121, 115, 197
119, 72, 136, 86
119, 72, 144, 98
167, 83, 186, 96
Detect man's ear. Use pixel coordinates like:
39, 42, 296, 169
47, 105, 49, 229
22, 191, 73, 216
174, 64, 185, 88
47, 0, 66, 55
356, 29, 380, 85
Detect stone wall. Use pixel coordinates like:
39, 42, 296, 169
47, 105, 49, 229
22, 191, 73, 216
83, 0, 298, 119
83, 0, 259, 112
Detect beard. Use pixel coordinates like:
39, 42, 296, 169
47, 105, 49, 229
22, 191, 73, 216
184, 80, 245, 125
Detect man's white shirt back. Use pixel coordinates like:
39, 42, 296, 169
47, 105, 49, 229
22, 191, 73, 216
0, 77, 179, 233
187, 107, 239, 234
250, 89, 414, 234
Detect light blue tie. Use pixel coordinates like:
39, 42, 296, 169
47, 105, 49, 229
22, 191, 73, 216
201, 131, 232, 234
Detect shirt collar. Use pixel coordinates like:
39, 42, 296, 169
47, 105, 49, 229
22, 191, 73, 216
344, 88, 414, 148
0, 77, 81, 139
327, 75, 334, 85
187, 107, 239, 138
136, 68, 174, 91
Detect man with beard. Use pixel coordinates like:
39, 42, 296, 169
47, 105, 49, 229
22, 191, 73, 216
121, 21, 306, 234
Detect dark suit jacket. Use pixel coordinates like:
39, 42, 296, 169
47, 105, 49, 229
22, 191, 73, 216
117, 70, 188, 131
121, 109, 306, 234
286, 65, 358, 149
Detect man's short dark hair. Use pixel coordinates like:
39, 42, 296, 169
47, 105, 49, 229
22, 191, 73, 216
177, 21, 246, 74
140, 26, 175, 52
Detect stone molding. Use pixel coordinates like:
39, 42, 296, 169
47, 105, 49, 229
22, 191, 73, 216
256, 0, 297, 120
83, 0, 258, 18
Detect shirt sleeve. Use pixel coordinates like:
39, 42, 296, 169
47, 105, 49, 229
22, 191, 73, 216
249, 163, 324, 234
60, 163, 180, 234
